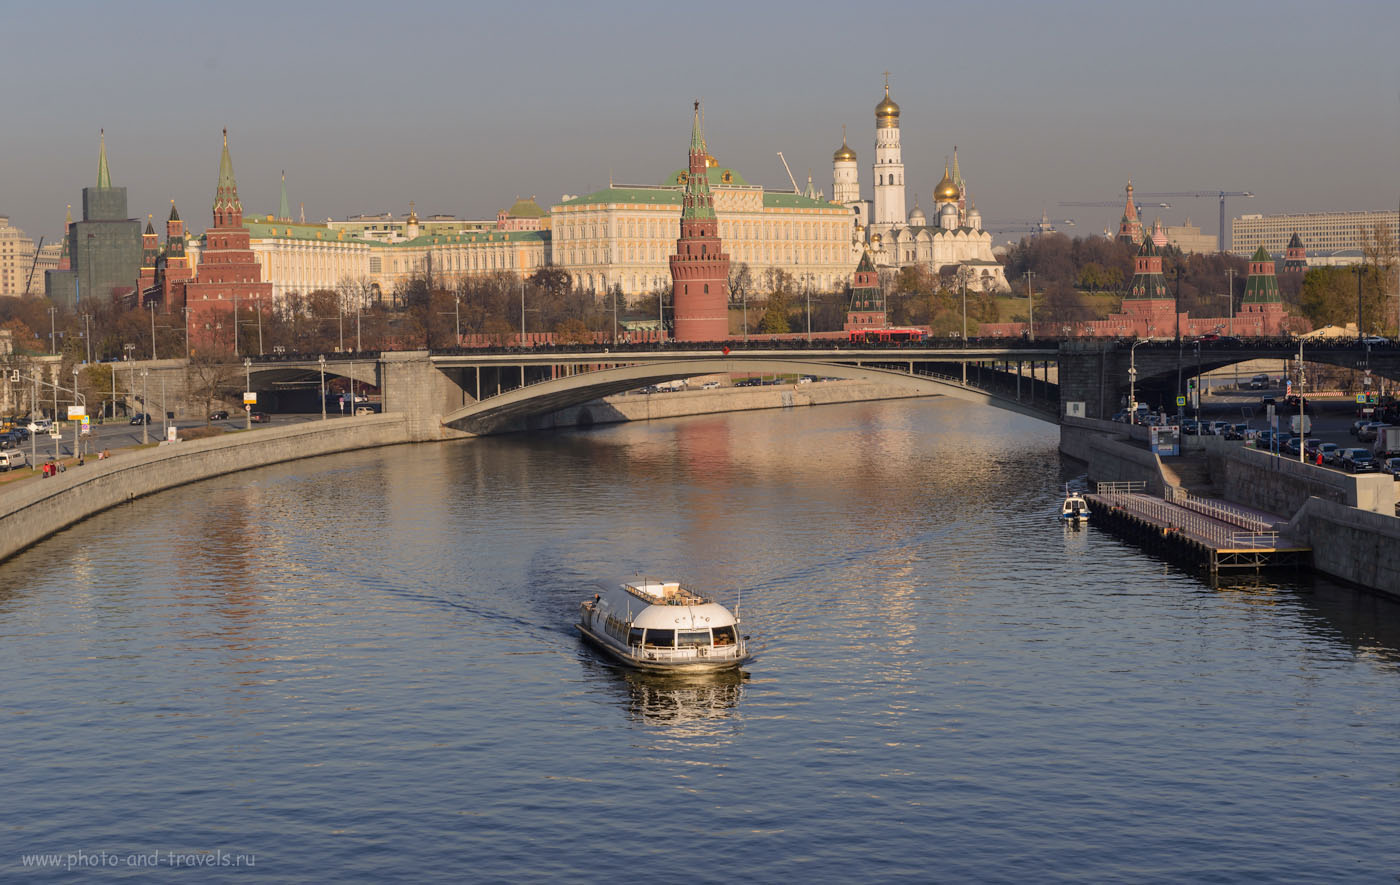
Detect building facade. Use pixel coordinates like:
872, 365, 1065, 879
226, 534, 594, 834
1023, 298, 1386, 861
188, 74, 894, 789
45, 132, 142, 307
1232, 210, 1399, 257
0, 216, 37, 297
552, 165, 852, 298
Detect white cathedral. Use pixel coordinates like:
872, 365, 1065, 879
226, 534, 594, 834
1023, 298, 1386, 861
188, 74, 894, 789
833, 78, 1009, 292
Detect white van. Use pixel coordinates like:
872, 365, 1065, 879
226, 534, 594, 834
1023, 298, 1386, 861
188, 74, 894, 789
0, 450, 28, 471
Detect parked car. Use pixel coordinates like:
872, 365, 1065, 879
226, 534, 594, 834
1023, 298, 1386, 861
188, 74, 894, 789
130, 413, 151, 425
1326, 445, 1350, 466
1254, 430, 1277, 450
209, 410, 229, 421
1282, 436, 1304, 456
700, 381, 720, 390
249, 411, 271, 424
1205, 420, 1230, 436
1315, 442, 1340, 464
1383, 457, 1400, 480
1342, 448, 1380, 473
0, 449, 26, 471
1180, 419, 1201, 435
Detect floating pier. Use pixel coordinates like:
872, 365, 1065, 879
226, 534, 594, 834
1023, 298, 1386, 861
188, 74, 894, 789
1085, 482, 1310, 575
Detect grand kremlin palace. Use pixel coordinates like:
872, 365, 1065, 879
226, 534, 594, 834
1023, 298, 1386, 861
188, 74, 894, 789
550, 159, 854, 297
186, 216, 549, 302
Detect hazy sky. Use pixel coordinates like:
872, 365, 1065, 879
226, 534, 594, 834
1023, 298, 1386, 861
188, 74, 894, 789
3, 0, 1398, 246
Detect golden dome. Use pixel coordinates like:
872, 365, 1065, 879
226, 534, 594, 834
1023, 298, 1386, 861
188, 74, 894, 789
934, 162, 959, 202
705, 154, 718, 168
834, 141, 856, 163
875, 85, 900, 128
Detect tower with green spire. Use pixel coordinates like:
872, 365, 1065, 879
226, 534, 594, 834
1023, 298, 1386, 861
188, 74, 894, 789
844, 251, 887, 331
669, 101, 731, 342
184, 129, 272, 351
46, 130, 141, 307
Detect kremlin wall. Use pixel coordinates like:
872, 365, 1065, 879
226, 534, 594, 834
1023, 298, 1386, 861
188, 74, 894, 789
23, 81, 1322, 345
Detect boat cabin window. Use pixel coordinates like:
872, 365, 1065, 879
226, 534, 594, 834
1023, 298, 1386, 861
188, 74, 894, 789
712, 625, 737, 646
628, 627, 644, 647
643, 629, 675, 648
677, 630, 711, 647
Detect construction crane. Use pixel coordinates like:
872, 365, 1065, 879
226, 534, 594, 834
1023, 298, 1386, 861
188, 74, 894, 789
1131, 191, 1254, 252
775, 151, 801, 193
984, 216, 1075, 237
23, 236, 43, 297
1058, 199, 1171, 211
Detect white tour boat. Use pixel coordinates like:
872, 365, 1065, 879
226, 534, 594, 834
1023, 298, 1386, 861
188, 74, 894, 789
578, 578, 749, 673
1060, 487, 1092, 523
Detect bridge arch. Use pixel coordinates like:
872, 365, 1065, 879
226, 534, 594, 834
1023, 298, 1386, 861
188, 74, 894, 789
441, 358, 1054, 435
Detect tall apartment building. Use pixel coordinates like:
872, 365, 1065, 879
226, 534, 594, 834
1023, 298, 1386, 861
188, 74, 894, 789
0, 216, 37, 297
1232, 210, 1399, 257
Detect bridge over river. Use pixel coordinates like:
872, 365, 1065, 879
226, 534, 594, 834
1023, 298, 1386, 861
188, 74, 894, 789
237, 338, 1400, 439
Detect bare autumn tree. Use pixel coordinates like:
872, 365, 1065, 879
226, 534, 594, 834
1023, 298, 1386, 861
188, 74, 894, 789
185, 354, 240, 422
1363, 223, 1399, 336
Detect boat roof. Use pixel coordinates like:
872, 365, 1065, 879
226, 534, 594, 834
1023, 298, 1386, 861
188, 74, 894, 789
615, 578, 710, 606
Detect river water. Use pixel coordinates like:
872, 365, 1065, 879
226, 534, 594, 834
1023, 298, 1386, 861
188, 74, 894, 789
4, 398, 1400, 882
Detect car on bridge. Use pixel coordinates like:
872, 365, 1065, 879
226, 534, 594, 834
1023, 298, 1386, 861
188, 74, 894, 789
1248, 373, 1271, 389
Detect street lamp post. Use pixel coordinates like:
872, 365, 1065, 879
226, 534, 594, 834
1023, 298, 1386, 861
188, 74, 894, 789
805, 278, 812, 343
520, 276, 526, 346
1355, 265, 1365, 341
1297, 338, 1306, 464
961, 272, 968, 345
140, 369, 149, 445
318, 355, 327, 421
149, 301, 157, 360
1129, 339, 1148, 423
1023, 271, 1036, 340
160, 375, 168, 441
48, 306, 56, 355
244, 358, 252, 430
72, 367, 80, 459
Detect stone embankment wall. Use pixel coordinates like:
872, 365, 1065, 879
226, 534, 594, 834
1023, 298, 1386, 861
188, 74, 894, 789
528, 380, 933, 432
0, 415, 411, 565
1199, 436, 1396, 516
1059, 417, 1167, 495
1287, 498, 1400, 596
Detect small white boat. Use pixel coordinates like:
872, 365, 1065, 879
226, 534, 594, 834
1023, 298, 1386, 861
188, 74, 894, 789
1060, 487, 1092, 523
578, 578, 749, 673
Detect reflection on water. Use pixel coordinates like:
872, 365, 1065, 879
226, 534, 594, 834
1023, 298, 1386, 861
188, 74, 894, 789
3, 399, 1400, 881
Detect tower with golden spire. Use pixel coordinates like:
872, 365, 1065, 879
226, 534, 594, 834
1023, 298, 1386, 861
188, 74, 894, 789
871, 73, 906, 236
669, 101, 731, 342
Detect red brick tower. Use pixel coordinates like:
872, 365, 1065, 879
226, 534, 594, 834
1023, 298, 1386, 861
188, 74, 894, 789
669, 102, 730, 342
1116, 181, 1143, 244
158, 201, 194, 312
139, 216, 158, 297
184, 130, 272, 352
843, 251, 886, 330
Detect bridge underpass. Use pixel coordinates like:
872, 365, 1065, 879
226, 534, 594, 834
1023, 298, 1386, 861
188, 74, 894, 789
436, 357, 1060, 435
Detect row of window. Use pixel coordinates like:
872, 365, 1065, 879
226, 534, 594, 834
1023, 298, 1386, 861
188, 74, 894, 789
559, 217, 848, 242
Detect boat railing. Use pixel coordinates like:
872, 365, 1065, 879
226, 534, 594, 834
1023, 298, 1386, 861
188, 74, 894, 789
627, 641, 747, 664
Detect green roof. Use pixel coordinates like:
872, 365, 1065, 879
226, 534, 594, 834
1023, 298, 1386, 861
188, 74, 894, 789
664, 166, 750, 188
505, 197, 548, 218
557, 177, 840, 213
1250, 244, 1271, 262
239, 220, 546, 248
397, 230, 547, 247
